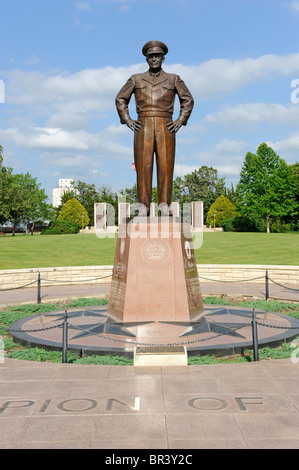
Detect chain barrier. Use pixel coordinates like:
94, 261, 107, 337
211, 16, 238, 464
0, 271, 298, 301
0, 273, 112, 291
6, 318, 299, 346
268, 277, 299, 293
3, 311, 299, 365
0, 280, 38, 292
256, 321, 299, 330
198, 275, 265, 283
41, 274, 112, 283
7, 322, 64, 334
53, 321, 253, 347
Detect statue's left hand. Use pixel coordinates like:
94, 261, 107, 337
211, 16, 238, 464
167, 120, 183, 133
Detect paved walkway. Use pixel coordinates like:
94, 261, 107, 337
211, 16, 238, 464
1, 358, 299, 449
1, 282, 299, 450
1, 279, 299, 307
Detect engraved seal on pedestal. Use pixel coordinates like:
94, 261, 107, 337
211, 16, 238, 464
141, 239, 170, 264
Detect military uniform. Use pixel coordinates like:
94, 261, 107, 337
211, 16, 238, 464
115, 41, 194, 212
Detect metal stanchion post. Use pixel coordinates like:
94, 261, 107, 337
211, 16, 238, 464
62, 310, 68, 364
265, 269, 269, 301
37, 272, 41, 304
251, 309, 259, 361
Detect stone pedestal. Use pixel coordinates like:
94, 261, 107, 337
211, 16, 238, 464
107, 217, 204, 323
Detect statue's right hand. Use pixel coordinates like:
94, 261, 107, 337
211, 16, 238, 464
126, 118, 142, 133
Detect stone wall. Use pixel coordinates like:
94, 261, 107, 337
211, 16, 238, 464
0, 264, 298, 290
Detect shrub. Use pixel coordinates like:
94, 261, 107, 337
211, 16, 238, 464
57, 198, 90, 228
41, 219, 80, 235
206, 195, 238, 227
222, 215, 263, 232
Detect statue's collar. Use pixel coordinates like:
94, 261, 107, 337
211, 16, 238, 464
142, 69, 168, 85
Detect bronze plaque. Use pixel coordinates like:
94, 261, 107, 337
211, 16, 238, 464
136, 346, 185, 355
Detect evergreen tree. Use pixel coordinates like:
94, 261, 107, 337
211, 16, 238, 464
206, 195, 238, 227
57, 198, 90, 229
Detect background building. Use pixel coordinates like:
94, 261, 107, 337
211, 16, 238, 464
52, 179, 74, 208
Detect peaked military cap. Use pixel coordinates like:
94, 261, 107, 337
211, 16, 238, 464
142, 40, 168, 57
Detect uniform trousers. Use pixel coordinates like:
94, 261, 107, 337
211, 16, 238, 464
134, 116, 176, 213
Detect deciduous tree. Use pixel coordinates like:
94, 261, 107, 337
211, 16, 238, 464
237, 143, 297, 233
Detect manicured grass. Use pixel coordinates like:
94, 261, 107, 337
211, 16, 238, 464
195, 231, 299, 265
0, 233, 117, 269
1, 297, 298, 365
0, 231, 299, 269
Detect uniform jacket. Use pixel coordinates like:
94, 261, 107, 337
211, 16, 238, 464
115, 69, 194, 125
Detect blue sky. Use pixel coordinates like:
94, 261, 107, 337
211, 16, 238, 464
1, 0, 299, 203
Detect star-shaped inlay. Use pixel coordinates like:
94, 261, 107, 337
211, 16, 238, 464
204, 307, 255, 319
46, 308, 154, 340
159, 313, 246, 338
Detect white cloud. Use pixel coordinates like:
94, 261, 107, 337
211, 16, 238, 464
4, 52, 299, 111
289, 0, 299, 13
174, 164, 199, 177
2, 51, 299, 184
74, 1, 91, 10
214, 139, 249, 154
23, 55, 40, 66
0, 125, 132, 160
267, 133, 299, 155
205, 103, 299, 129
165, 53, 299, 100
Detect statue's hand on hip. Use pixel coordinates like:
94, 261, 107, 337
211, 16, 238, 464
167, 119, 183, 133
126, 118, 142, 133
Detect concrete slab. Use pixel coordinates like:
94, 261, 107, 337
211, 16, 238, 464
134, 346, 188, 366
0, 358, 299, 450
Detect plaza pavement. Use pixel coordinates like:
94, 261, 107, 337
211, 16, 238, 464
1, 358, 299, 449
0, 281, 299, 450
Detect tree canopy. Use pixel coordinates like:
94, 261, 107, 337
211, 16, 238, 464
0, 147, 52, 234
57, 198, 90, 228
237, 143, 298, 233
206, 195, 238, 227
172, 166, 226, 221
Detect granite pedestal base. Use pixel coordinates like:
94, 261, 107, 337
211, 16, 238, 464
107, 217, 204, 326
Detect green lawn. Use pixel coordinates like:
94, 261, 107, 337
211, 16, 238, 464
0, 231, 298, 270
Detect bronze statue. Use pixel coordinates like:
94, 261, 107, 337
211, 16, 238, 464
116, 40, 194, 215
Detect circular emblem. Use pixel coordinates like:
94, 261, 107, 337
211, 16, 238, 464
141, 240, 170, 265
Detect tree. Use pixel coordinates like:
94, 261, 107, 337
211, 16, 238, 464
237, 143, 297, 233
72, 180, 99, 226
290, 162, 299, 210
172, 166, 226, 222
206, 195, 238, 227
119, 183, 138, 205
57, 198, 90, 229
225, 184, 239, 206
71, 181, 118, 226
0, 148, 13, 225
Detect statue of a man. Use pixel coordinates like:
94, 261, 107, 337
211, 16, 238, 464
115, 40, 194, 215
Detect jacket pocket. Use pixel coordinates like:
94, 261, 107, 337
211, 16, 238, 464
161, 85, 175, 102
135, 85, 148, 104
